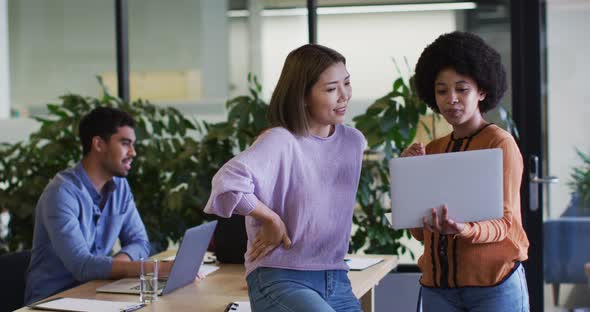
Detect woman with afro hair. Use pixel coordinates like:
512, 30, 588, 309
402, 31, 530, 311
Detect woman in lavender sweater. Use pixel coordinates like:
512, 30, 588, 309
204, 44, 366, 311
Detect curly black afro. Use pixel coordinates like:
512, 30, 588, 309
414, 31, 507, 113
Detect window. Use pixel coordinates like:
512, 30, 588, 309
8, 0, 116, 116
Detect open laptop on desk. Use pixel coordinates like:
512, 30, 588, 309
96, 220, 217, 296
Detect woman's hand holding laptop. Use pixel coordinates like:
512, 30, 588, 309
422, 205, 466, 235
401, 142, 426, 157
401, 142, 466, 235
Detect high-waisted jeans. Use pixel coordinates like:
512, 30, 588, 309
421, 263, 530, 312
246, 267, 362, 312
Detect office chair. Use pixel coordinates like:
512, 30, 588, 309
213, 215, 247, 264
0, 250, 31, 311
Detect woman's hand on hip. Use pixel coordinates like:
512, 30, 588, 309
247, 201, 292, 262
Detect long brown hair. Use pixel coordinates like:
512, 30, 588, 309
268, 44, 346, 136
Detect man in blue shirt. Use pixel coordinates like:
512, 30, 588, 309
25, 107, 171, 304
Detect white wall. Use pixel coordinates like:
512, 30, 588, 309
128, 0, 201, 72
0, 118, 38, 144
261, 15, 309, 100
0, 0, 9, 119
199, 0, 229, 99
229, 18, 251, 97
318, 11, 454, 101
546, 1, 590, 217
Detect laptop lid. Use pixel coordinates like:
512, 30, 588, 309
388, 148, 503, 230
161, 220, 217, 295
95, 221, 217, 295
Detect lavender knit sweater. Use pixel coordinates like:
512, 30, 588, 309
204, 124, 366, 276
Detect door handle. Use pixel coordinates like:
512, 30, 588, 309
529, 155, 559, 184
530, 176, 559, 184
529, 155, 558, 211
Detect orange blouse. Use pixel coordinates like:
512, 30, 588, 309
410, 124, 529, 287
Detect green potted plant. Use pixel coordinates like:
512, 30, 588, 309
0, 80, 213, 254
567, 149, 590, 213
0, 75, 270, 256
350, 71, 430, 257
0, 70, 515, 261
0, 71, 429, 258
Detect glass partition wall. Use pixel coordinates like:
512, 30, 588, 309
6, 0, 511, 123
542, 1, 590, 311
7, 0, 116, 116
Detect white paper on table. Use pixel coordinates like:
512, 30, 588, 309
159, 257, 219, 277
162, 255, 176, 261
162, 251, 216, 263
199, 264, 220, 276
31, 297, 143, 312
345, 257, 384, 271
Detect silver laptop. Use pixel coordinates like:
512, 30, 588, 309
96, 221, 217, 295
387, 149, 503, 230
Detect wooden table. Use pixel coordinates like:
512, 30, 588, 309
17, 253, 396, 312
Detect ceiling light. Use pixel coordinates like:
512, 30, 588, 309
228, 2, 477, 17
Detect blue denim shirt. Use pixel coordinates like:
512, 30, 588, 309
25, 162, 150, 304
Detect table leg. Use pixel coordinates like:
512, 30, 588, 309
360, 287, 374, 312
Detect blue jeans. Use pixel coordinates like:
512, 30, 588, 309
421, 263, 530, 312
246, 267, 362, 312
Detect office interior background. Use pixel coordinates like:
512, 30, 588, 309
0, 0, 589, 311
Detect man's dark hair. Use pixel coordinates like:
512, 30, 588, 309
79, 107, 136, 155
414, 31, 507, 113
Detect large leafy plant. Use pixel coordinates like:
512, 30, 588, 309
204, 74, 269, 150
568, 149, 590, 208
0, 83, 211, 253
350, 74, 430, 256
0, 76, 268, 255
0, 70, 516, 259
